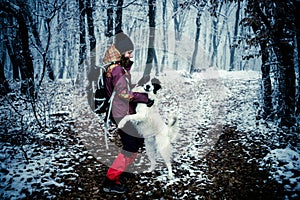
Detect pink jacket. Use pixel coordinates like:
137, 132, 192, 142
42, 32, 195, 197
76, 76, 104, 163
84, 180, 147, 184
103, 45, 148, 119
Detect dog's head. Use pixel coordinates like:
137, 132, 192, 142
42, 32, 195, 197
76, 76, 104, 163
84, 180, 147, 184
143, 78, 162, 95
136, 76, 162, 95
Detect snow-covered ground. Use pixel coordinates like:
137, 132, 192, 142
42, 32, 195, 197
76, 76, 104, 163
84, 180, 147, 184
0, 70, 299, 199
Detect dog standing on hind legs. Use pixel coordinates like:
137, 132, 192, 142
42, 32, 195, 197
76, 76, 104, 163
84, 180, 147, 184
118, 78, 178, 179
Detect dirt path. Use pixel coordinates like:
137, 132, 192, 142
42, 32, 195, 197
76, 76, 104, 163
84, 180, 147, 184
21, 121, 285, 199
60, 74, 286, 199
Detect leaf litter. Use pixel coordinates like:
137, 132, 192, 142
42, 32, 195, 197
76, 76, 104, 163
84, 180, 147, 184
0, 69, 299, 199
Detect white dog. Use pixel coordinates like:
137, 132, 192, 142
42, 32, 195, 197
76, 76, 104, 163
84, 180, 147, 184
118, 78, 178, 179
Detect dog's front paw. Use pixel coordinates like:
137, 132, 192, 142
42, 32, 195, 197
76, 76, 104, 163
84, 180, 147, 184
118, 120, 126, 129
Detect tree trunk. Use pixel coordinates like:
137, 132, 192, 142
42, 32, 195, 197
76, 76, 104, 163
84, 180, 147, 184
160, 0, 168, 73
0, 2, 35, 97
78, 0, 86, 66
115, 0, 123, 34
275, 47, 296, 127
249, 1, 297, 127
144, 0, 157, 77
173, 0, 179, 70
18, 11, 35, 97
0, 62, 10, 95
77, 0, 87, 86
260, 42, 273, 120
106, 0, 114, 37
86, 0, 100, 111
86, 0, 96, 69
210, 3, 223, 68
271, 2, 296, 127
4, 30, 21, 81
28, 4, 54, 81
229, 1, 240, 71
250, 20, 273, 120
295, 1, 300, 115
190, 9, 201, 74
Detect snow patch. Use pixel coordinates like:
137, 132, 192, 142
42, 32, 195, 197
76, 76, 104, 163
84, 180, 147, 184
260, 148, 300, 194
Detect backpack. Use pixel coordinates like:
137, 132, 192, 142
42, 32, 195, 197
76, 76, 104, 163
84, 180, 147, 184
93, 62, 119, 150
93, 62, 119, 116
94, 65, 109, 115
92, 62, 128, 150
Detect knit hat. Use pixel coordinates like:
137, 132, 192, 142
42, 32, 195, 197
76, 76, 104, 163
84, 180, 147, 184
114, 32, 134, 54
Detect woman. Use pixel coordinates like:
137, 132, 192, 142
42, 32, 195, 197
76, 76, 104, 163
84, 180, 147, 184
102, 32, 153, 194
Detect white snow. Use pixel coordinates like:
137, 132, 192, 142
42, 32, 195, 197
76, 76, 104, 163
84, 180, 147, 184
260, 148, 300, 192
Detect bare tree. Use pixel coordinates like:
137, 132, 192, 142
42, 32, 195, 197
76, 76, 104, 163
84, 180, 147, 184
105, 0, 114, 37
160, 0, 168, 73
30, 1, 60, 87
0, 1, 35, 97
190, 7, 203, 74
115, 0, 123, 34
78, 0, 87, 67
229, 1, 241, 71
209, 2, 223, 68
143, 0, 157, 76
171, 0, 190, 70
241, 0, 298, 127
86, 0, 98, 111
296, 1, 300, 115
0, 62, 10, 95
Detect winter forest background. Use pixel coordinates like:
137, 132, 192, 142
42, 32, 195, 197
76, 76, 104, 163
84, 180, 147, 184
1, 0, 300, 199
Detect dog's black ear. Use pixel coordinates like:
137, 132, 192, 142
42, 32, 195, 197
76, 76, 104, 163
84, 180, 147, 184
151, 78, 162, 94
153, 83, 161, 94
151, 78, 161, 85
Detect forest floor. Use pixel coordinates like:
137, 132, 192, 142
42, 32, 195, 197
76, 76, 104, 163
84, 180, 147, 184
1, 70, 299, 199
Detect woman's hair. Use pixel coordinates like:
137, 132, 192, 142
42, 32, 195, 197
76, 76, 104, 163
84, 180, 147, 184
120, 54, 131, 68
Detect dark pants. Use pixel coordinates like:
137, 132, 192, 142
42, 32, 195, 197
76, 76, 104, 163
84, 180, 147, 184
113, 118, 144, 156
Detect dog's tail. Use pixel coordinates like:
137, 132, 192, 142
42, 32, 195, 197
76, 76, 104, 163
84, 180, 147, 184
167, 114, 178, 143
